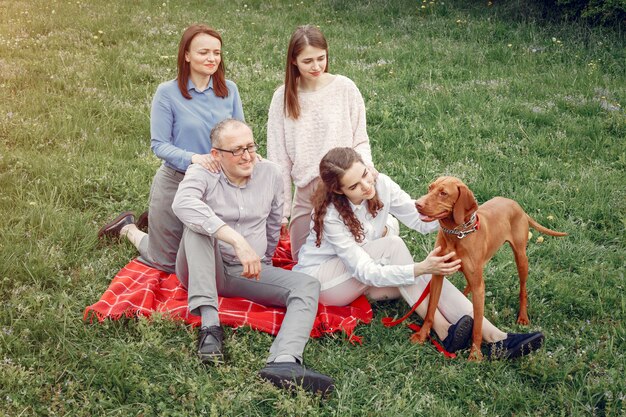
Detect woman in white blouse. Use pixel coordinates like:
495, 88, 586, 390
294, 147, 545, 358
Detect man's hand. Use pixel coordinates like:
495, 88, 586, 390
232, 238, 262, 280
192, 153, 221, 173
214, 225, 262, 280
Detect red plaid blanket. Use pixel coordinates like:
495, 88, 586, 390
84, 239, 372, 343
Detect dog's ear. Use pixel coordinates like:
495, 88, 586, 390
453, 185, 477, 225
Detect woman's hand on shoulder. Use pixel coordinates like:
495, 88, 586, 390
192, 154, 221, 173
414, 246, 461, 277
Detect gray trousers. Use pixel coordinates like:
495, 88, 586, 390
176, 227, 320, 363
138, 165, 184, 274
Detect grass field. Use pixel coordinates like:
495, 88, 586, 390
1, 0, 624, 415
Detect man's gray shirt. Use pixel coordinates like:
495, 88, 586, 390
172, 160, 284, 265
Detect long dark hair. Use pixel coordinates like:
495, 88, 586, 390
176, 24, 228, 100
283, 25, 329, 119
312, 148, 383, 247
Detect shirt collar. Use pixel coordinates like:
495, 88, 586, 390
187, 76, 214, 93
349, 198, 367, 212
219, 163, 256, 189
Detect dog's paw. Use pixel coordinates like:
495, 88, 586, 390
516, 315, 530, 325
468, 347, 484, 362
410, 329, 429, 344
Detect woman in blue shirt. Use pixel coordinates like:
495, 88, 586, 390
98, 24, 244, 273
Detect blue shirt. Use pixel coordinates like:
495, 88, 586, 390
150, 78, 245, 172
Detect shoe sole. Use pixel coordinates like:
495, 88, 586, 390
259, 367, 335, 396
198, 352, 225, 365
97, 211, 134, 238
488, 333, 545, 360
445, 315, 474, 353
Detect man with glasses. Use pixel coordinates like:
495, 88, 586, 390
172, 118, 334, 395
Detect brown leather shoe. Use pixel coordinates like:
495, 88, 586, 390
97, 211, 135, 238
136, 211, 149, 232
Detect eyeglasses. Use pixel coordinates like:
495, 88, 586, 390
213, 143, 258, 157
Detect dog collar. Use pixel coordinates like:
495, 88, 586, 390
441, 212, 480, 239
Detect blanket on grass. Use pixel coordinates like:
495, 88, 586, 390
84, 239, 372, 343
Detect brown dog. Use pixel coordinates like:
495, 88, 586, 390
413, 176, 566, 360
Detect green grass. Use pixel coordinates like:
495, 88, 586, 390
1, 0, 624, 415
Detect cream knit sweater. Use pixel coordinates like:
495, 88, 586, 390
267, 75, 373, 219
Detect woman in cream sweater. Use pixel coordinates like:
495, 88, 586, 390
267, 25, 375, 261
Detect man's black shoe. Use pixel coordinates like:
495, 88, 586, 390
197, 326, 224, 365
442, 315, 473, 353
259, 361, 335, 396
483, 331, 544, 360
98, 211, 135, 239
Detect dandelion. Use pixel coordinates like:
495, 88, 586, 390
536, 236, 544, 244
98, 30, 104, 34
507, 44, 512, 47
93, 35, 98, 39
547, 215, 554, 220
528, 231, 533, 240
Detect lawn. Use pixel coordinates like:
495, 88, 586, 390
0, 0, 624, 415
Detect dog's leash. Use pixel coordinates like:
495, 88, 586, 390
381, 281, 456, 358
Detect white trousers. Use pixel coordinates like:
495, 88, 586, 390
315, 235, 506, 342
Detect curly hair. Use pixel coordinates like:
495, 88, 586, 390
312, 148, 383, 247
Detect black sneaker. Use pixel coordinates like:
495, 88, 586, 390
197, 326, 224, 365
259, 362, 335, 396
442, 315, 473, 353
483, 331, 544, 360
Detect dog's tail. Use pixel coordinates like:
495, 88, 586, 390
527, 215, 568, 237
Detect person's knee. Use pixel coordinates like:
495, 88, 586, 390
291, 273, 320, 301
379, 235, 412, 264
385, 235, 403, 246
183, 229, 216, 253
382, 235, 409, 255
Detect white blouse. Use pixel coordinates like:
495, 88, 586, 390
294, 174, 439, 290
